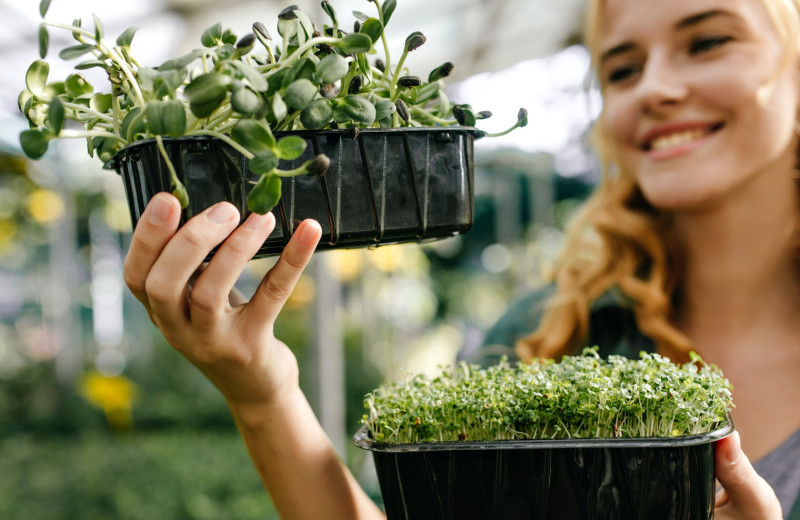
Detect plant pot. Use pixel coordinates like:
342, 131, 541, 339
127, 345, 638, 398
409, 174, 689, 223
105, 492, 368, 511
106, 128, 479, 258
353, 421, 734, 520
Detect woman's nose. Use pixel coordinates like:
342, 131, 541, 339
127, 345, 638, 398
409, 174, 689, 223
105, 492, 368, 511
636, 55, 688, 112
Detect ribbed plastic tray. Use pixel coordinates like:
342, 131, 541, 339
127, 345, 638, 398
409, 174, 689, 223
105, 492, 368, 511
107, 128, 478, 258
354, 421, 734, 520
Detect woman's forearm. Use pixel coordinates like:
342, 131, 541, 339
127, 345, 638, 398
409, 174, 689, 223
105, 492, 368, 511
229, 383, 385, 520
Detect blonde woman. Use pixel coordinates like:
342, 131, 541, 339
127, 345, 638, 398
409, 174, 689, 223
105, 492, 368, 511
123, 0, 794, 518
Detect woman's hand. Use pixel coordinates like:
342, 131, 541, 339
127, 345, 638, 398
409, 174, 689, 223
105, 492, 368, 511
123, 192, 322, 411
715, 431, 783, 519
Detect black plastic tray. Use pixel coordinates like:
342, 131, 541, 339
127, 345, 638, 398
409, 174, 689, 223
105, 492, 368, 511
354, 421, 734, 520
107, 128, 479, 258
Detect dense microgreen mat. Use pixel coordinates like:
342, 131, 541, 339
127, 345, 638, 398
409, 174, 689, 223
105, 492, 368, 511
363, 348, 733, 444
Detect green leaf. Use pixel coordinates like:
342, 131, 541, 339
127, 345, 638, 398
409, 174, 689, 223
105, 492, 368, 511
231, 119, 275, 153
277, 135, 307, 160
338, 33, 373, 54
75, 60, 108, 70
283, 58, 316, 87
374, 99, 396, 121
93, 14, 104, 41
25, 60, 49, 98
48, 97, 64, 135
201, 22, 222, 47
416, 80, 442, 103
59, 43, 96, 60
89, 93, 113, 114
39, 0, 52, 17
69, 18, 82, 42
228, 60, 268, 92
146, 100, 186, 137
230, 85, 261, 116
158, 49, 204, 70
38, 24, 49, 58
272, 92, 288, 122
316, 53, 349, 84
222, 28, 238, 45
321, 1, 337, 25
184, 73, 229, 117
116, 27, 139, 48
336, 95, 376, 125
215, 43, 236, 61
359, 18, 384, 44
249, 149, 279, 174
18, 90, 34, 114
19, 129, 51, 159
267, 69, 288, 95
357, 52, 372, 84
277, 18, 299, 41
247, 174, 282, 214
300, 98, 333, 130
284, 78, 317, 110
64, 74, 93, 99
122, 107, 146, 140
382, 0, 397, 25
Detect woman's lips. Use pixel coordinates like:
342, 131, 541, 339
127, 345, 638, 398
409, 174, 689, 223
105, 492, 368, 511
641, 122, 724, 160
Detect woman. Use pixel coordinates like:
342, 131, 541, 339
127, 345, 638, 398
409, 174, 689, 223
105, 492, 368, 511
123, 0, 795, 518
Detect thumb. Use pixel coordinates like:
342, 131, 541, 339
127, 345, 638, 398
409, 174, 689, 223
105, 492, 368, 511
714, 431, 782, 519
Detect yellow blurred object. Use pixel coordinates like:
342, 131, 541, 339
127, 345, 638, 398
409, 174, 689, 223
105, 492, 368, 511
326, 249, 364, 281
0, 218, 17, 254
26, 189, 65, 224
80, 372, 137, 431
286, 274, 315, 310
367, 244, 429, 276
367, 245, 407, 272
104, 199, 132, 233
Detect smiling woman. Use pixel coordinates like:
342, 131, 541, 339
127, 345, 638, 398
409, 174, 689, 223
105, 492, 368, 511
505, 0, 800, 518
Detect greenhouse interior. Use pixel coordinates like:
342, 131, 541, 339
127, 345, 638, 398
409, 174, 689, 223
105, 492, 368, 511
0, 0, 600, 517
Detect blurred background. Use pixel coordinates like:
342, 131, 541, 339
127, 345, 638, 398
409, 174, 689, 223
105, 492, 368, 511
0, 0, 599, 517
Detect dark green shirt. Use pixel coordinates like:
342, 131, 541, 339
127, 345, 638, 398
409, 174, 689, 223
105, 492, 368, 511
469, 284, 654, 367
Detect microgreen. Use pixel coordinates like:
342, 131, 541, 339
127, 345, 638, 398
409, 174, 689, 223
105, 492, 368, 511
363, 348, 733, 444
20, 0, 527, 213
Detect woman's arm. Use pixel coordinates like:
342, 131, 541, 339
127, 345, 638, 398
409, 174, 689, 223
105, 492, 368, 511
123, 193, 385, 520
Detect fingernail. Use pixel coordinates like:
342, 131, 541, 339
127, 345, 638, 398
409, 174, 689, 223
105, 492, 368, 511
296, 219, 321, 246
245, 211, 274, 230
207, 203, 238, 224
148, 194, 172, 223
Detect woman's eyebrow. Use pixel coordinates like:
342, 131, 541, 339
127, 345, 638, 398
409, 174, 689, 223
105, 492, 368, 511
599, 9, 736, 65
675, 9, 735, 30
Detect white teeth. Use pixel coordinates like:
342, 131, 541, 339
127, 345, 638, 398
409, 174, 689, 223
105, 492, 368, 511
649, 129, 707, 150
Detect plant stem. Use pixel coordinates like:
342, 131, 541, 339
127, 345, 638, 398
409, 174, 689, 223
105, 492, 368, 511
388, 48, 409, 101
265, 36, 338, 78
60, 129, 126, 142
484, 123, 523, 138
61, 101, 115, 124
190, 129, 254, 159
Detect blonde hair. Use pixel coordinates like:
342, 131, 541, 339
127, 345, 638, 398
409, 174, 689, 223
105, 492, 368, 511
515, 0, 800, 363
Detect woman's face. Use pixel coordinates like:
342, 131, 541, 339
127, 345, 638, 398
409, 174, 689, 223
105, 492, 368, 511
598, 0, 800, 212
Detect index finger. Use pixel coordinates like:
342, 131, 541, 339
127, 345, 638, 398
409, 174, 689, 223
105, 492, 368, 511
123, 193, 182, 307
243, 219, 322, 324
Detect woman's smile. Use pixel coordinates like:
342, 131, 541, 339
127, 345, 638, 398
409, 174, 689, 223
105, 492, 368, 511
640, 121, 724, 161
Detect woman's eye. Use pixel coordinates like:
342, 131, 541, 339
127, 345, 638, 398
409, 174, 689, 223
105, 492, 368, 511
689, 36, 732, 54
607, 65, 641, 84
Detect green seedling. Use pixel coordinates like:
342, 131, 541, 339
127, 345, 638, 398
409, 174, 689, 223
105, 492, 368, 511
363, 347, 733, 444
20, 0, 527, 213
